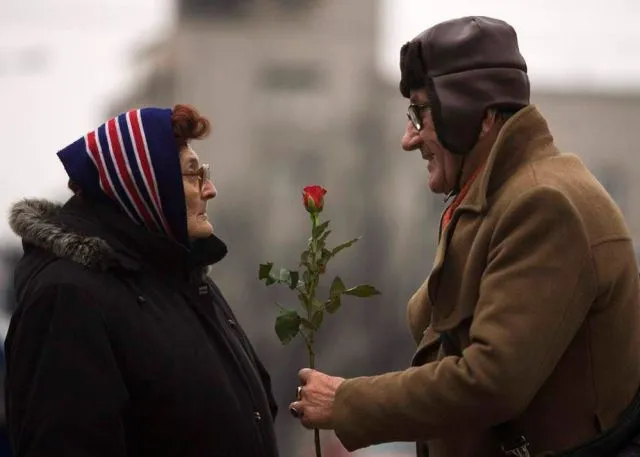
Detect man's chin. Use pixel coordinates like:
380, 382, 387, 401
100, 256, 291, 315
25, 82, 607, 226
427, 180, 445, 195
427, 175, 454, 196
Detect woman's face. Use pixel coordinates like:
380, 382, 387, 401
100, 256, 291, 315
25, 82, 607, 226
180, 146, 217, 239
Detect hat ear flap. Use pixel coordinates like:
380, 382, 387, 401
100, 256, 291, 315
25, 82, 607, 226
399, 40, 428, 98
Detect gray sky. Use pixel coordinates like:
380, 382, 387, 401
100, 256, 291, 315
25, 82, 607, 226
0, 0, 173, 242
1, 0, 638, 242
380, 0, 640, 90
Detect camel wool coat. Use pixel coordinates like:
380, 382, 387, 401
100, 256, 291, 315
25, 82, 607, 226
332, 105, 640, 457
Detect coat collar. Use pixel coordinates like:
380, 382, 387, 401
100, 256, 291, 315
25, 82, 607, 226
459, 104, 560, 214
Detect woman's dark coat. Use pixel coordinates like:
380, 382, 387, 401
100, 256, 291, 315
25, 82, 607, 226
5, 196, 279, 457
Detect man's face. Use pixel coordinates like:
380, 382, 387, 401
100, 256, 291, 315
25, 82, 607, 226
180, 146, 216, 239
401, 89, 462, 195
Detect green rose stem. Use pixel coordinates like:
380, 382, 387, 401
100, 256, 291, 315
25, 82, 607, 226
258, 186, 380, 457
305, 212, 321, 457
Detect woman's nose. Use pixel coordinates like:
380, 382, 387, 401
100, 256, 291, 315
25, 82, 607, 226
202, 179, 216, 199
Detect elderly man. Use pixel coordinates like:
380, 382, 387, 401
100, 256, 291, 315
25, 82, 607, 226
289, 16, 640, 457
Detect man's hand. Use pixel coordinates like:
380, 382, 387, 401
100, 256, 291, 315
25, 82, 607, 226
289, 368, 345, 430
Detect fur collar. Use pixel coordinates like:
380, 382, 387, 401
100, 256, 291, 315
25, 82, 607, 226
9, 199, 117, 270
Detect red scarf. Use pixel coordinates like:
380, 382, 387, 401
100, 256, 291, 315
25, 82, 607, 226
441, 165, 484, 232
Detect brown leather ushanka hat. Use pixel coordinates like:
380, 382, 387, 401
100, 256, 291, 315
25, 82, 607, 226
400, 16, 530, 155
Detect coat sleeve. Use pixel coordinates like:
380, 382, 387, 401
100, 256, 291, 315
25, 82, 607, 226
331, 186, 598, 451
5, 283, 129, 457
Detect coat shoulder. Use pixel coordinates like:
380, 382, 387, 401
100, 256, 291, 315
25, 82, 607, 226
536, 155, 632, 240
493, 154, 631, 244
15, 247, 134, 317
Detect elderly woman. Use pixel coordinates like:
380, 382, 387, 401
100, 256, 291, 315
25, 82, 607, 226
290, 16, 640, 457
6, 105, 279, 457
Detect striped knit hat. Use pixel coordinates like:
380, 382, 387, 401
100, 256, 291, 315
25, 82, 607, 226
57, 108, 188, 245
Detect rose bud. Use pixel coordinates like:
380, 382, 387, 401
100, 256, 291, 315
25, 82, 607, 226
302, 185, 327, 214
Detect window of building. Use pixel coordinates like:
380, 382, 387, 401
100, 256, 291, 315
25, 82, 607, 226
179, 0, 252, 19
258, 63, 323, 92
272, 0, 316, 10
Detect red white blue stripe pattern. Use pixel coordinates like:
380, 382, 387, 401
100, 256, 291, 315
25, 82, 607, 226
58, 107, 188, 244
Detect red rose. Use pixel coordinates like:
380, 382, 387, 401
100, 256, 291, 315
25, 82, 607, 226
302, 185, 327, 213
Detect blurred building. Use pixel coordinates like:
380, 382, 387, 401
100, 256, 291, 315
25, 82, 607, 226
108, 1, 640, 455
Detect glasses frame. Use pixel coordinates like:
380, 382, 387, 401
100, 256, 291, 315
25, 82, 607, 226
182, 163, 211, 191
406, 102, 431, 131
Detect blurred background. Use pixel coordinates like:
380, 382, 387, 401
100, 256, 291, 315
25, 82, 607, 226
2, 0, 640, 456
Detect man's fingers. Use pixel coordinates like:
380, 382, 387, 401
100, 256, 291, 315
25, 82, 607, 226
289, 401, 303, 418
298, 367, 314, 383
300, 414, 314, 429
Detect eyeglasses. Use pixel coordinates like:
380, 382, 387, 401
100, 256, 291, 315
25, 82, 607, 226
182, 163, 211, 191
406, 102, 431, 131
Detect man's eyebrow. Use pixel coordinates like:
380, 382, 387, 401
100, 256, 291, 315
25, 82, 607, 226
410, 95, 429, 104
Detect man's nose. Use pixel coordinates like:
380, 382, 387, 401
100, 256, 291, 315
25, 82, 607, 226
401, 121, 422, 151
